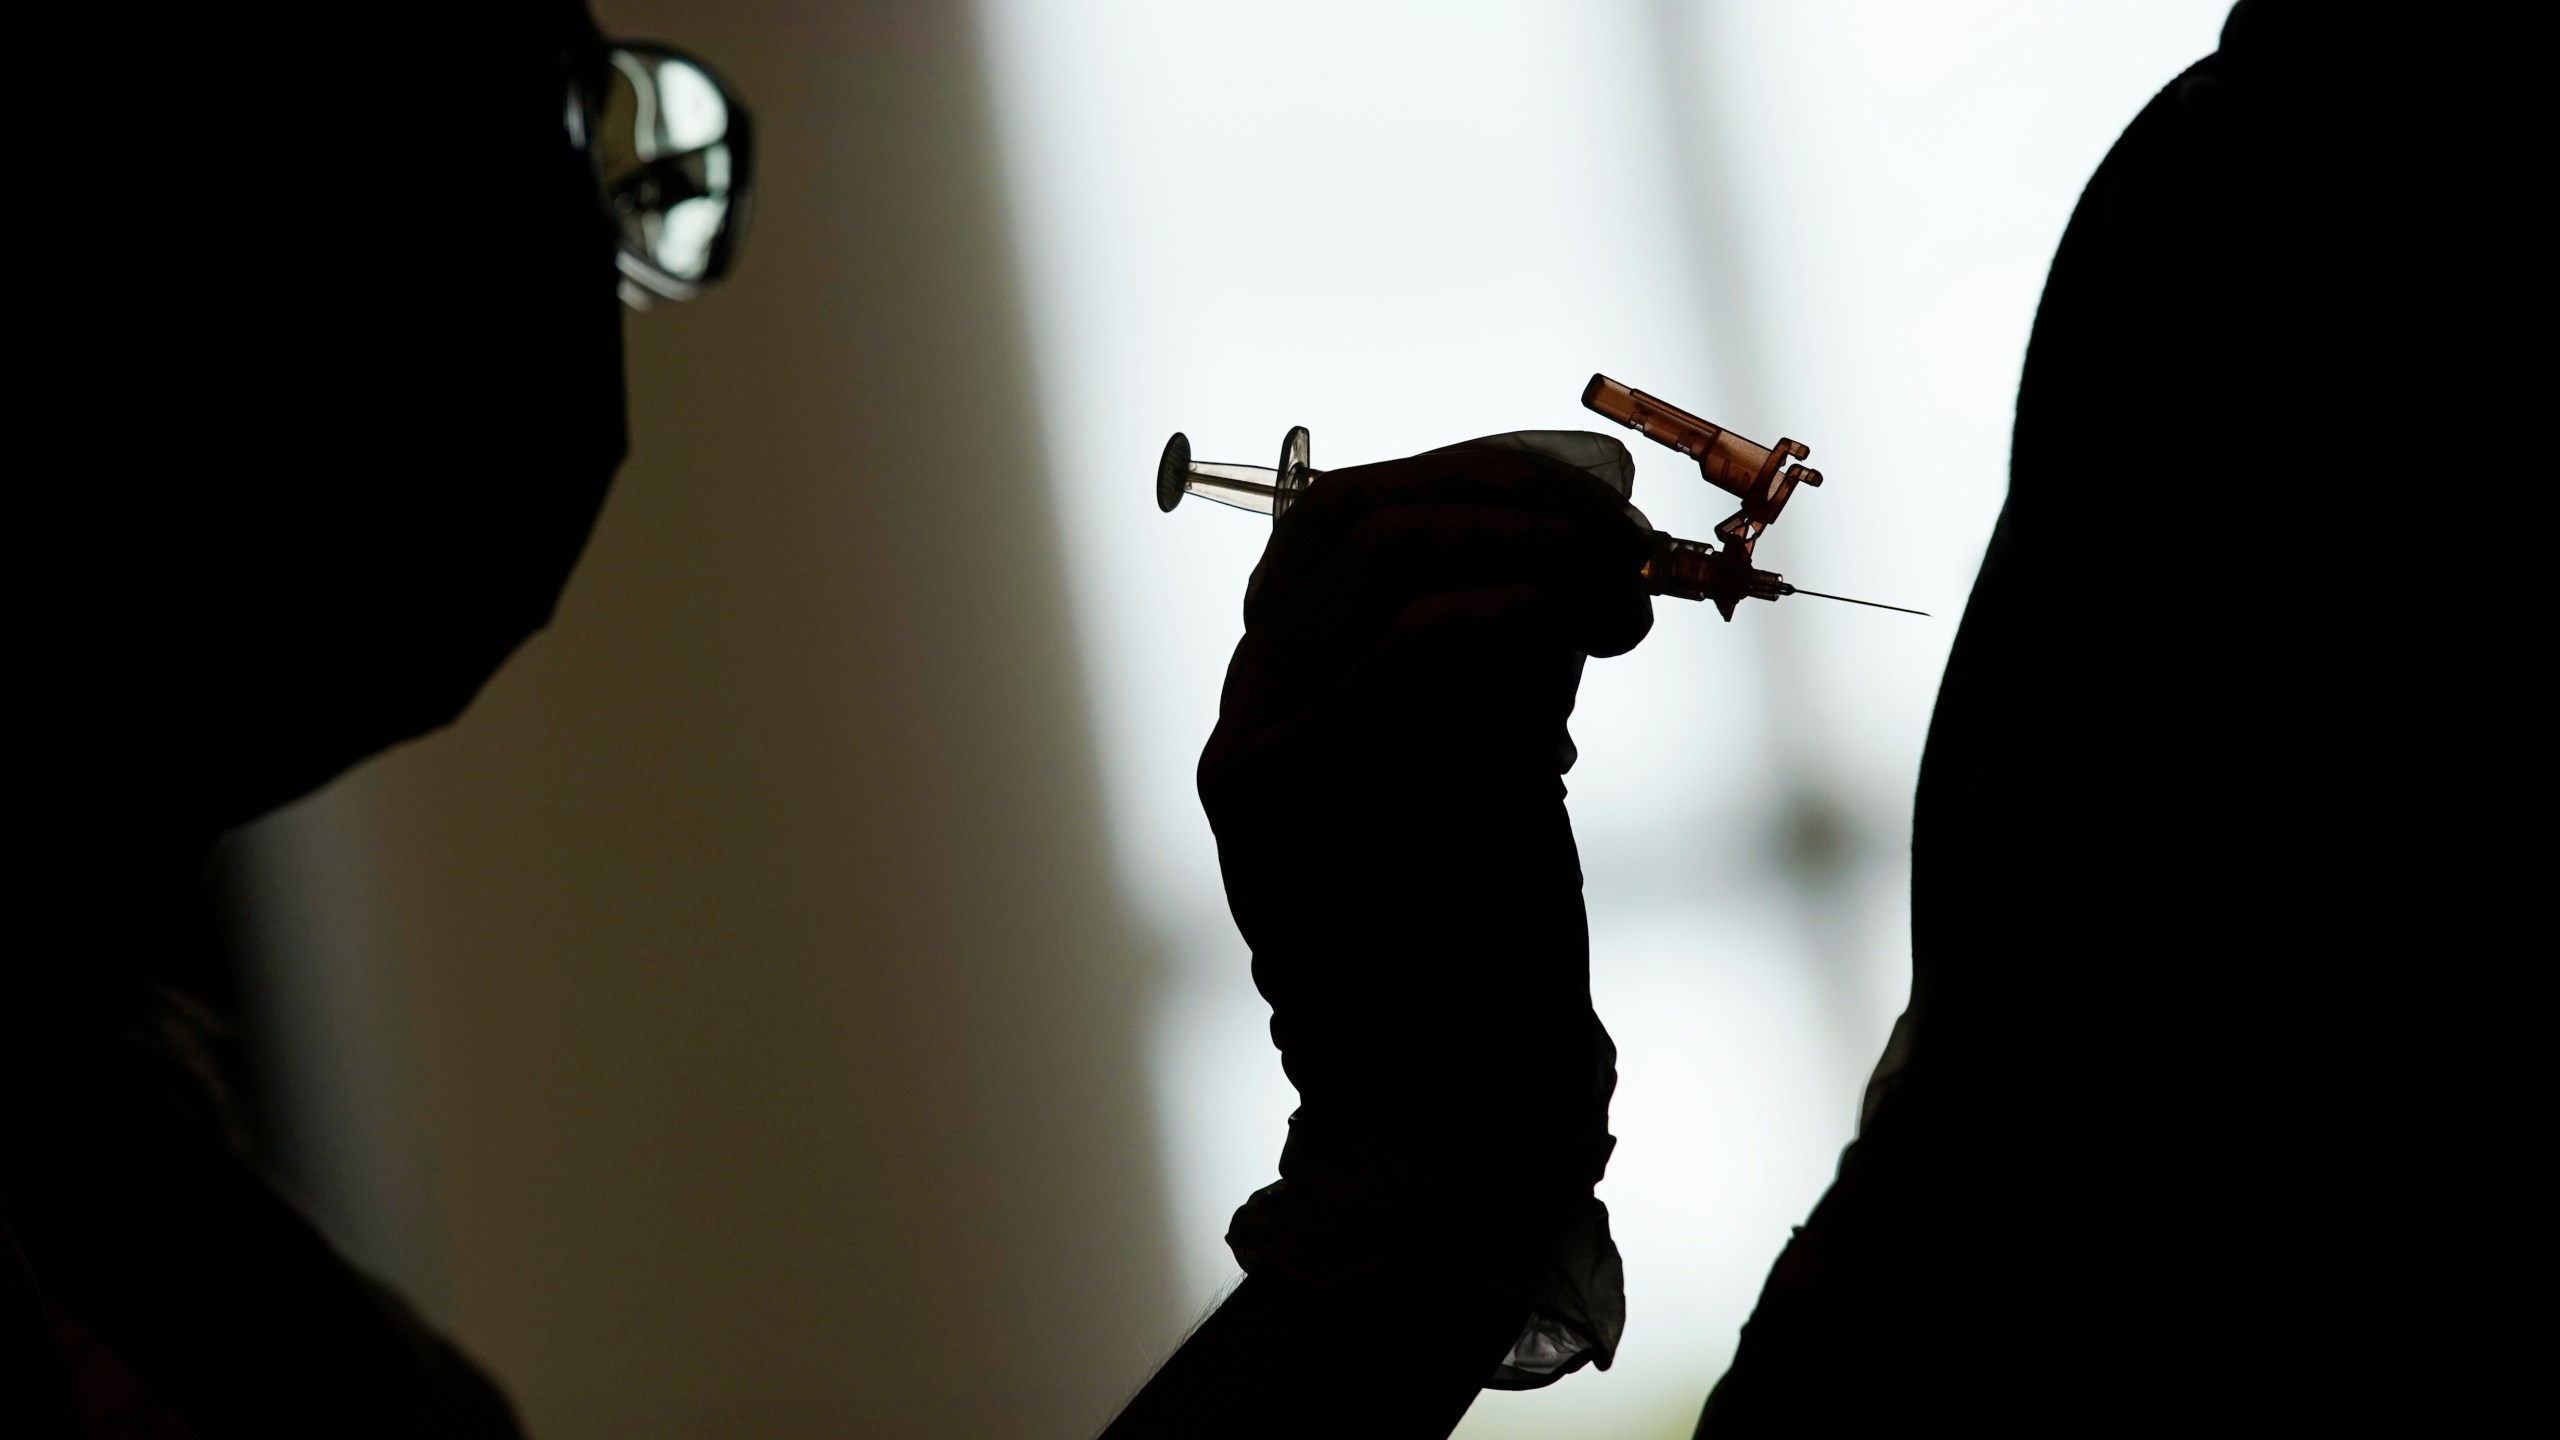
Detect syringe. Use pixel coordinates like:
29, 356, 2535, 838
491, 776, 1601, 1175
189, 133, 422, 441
1156, 412, 1922, 617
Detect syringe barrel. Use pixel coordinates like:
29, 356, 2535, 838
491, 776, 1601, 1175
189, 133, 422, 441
1581, 373, 1791, 503
1159, 430, 1322, 517
1639, 531, 1730, 603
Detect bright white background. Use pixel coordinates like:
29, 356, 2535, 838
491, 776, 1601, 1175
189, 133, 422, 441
974, 4, 2231, 1433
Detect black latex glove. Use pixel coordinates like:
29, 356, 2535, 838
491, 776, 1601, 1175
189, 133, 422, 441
1200, 430, 1653, 1384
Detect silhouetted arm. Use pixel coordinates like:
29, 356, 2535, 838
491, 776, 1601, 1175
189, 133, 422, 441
1105, 436, 1653, 1438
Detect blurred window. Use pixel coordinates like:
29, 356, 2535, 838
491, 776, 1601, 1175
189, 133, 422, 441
975, 3, 2230, 1430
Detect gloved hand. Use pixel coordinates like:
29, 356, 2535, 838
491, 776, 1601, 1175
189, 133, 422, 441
1200, 430, 1653, 1387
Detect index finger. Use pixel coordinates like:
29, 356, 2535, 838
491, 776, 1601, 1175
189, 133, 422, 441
1287, 434, 1642, 542
1249, 435, 1653, 616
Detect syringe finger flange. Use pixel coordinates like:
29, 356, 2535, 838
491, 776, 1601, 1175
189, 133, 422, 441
1273, 426, 1313, 520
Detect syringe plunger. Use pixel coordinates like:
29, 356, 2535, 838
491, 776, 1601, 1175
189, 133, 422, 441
1158, 428, 1316, 518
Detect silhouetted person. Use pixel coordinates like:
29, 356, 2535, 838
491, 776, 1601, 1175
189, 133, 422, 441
4, 3, 662, 1433
1106, 434, 1655, 1438
1700, 2, 2520, 1429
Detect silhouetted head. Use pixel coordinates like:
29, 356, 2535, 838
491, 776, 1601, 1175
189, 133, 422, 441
26, 2, 735, 873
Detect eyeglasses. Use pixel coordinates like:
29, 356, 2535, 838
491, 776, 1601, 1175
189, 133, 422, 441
566, 41, 755, 310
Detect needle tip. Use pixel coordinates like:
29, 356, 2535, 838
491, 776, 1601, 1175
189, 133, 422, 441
1779, 584, 1929, 616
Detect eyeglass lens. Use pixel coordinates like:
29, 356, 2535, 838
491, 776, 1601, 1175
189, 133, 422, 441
598, 46, 749, 306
